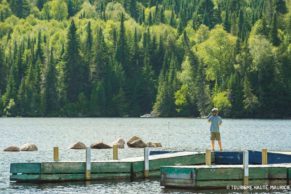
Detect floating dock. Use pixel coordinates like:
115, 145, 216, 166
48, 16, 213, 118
161, 151, 291, 189
10, 149, 291, 189
10, 151, 211, 183
161, 164, 291, 188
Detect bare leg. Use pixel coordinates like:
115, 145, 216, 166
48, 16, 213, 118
218, 140, 222, 151
211, 140, 215, 151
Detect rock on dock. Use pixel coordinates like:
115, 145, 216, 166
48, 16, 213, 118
91, 142, 112, 149
147, 142, 162, 148
3, 146, 20, 152
20, 143, 38, 151
127, 136, 147, 148
69, 142, 87, 149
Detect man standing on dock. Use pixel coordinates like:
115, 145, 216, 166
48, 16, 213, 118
207, 108, 222, 151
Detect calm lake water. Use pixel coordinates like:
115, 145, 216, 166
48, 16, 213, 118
0, 118, 291, 194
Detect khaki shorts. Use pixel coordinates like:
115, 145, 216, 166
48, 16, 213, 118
211, 132, 221, 141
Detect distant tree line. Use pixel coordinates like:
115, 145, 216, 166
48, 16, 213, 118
0, 0, 291, 118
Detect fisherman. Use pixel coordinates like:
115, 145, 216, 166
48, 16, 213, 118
207, 108, 222, 151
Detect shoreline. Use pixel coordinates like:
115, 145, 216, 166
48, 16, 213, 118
0, 116, 290, 120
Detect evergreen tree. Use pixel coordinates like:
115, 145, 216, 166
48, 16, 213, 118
17, 78, 26, 115
153, 50, 177, 116
84, 21, 93, 87
37, 0, 47, 10
152, 64, 168, 116
20, 60, 41, 116
115, 13, 128, 72
269, 12, 280, 46
90, 81, 106, 116
90, 28, 111, 116
223, 11, 231, 32
169, 10, 175, 27
148, 11, 153, 25
237, 10, 245, 40
94, 28, 109, 82
228, 73, 244, 117
85, 22, 93, 57
42, 49, 58, 116
67, 0, 82, 17
63, 20, 85, 104
0, 47, 6, 97
196, 62, 211, 116
243, 78, 259, 116
139, 30, 155, 114
35, 31, 45, 64
197, 0, 215, 28
2, 66, 17, 112
275, 0, 287, 14
8, 0, 30, 18
124, 0, 138, 21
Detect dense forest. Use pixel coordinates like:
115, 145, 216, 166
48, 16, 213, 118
0, 0, 291, 118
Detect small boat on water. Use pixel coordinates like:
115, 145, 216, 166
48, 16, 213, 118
140, 113, 157, 118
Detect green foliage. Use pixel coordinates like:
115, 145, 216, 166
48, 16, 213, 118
64, 20, 89, 108
0, 0, 12, 21
49, 0, 68, 20
243, 78, 259, 115
196, 25, 236, 85
0, 46, 5, 96
212, 91, 232, 115
8, 0, 31, 18
0, 0, 290, 118
175, 52, 199, 116
42, 49, 58, 116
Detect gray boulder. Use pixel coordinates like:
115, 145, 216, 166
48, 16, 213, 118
147, 142, 162, 148
20, 143, 38, 151
3, 146, 20, 152
112, 138, 125, 148
91, 142, 112, 149
127, 136, 147, 148
70, 142, 86, 149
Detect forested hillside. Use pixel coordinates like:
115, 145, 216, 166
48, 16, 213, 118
0, 0, 291, 118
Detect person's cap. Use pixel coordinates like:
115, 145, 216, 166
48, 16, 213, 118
211, 108, 218, 112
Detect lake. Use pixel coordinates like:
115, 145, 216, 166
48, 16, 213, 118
0, 118, 291, 193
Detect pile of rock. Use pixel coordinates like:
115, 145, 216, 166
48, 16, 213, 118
146, 142, 162, 148
69, 142, 86, 149
69, 136, 162, 149
3, 146, 20, 152
3, 136, 162, 152
20, 143, 38, 151
127, 136, 147, 148
91, 142, 112, 149
3, 143, 38, 152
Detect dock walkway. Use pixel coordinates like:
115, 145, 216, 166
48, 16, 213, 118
160, 150, 291, 189
161, 164, 291, 188
10, 151, 209, 182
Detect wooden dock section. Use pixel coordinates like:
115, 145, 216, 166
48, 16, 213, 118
160, 164, 291, 189
10, 152, 211, 183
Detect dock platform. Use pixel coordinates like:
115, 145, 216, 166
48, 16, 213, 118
161, 164, 291, 188
10, 152, 210, 183
160, 151, 291, 189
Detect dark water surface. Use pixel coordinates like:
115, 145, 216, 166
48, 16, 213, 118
0, 118, 290, 193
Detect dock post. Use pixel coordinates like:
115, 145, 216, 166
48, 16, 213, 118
113, 144, 118, 160
85, 147, 91, 180
262, 148, 268, 164
205, 149, 211, 165
53, 147, 59, 162
144, 147, 150, 178
243, 150, 249, 186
